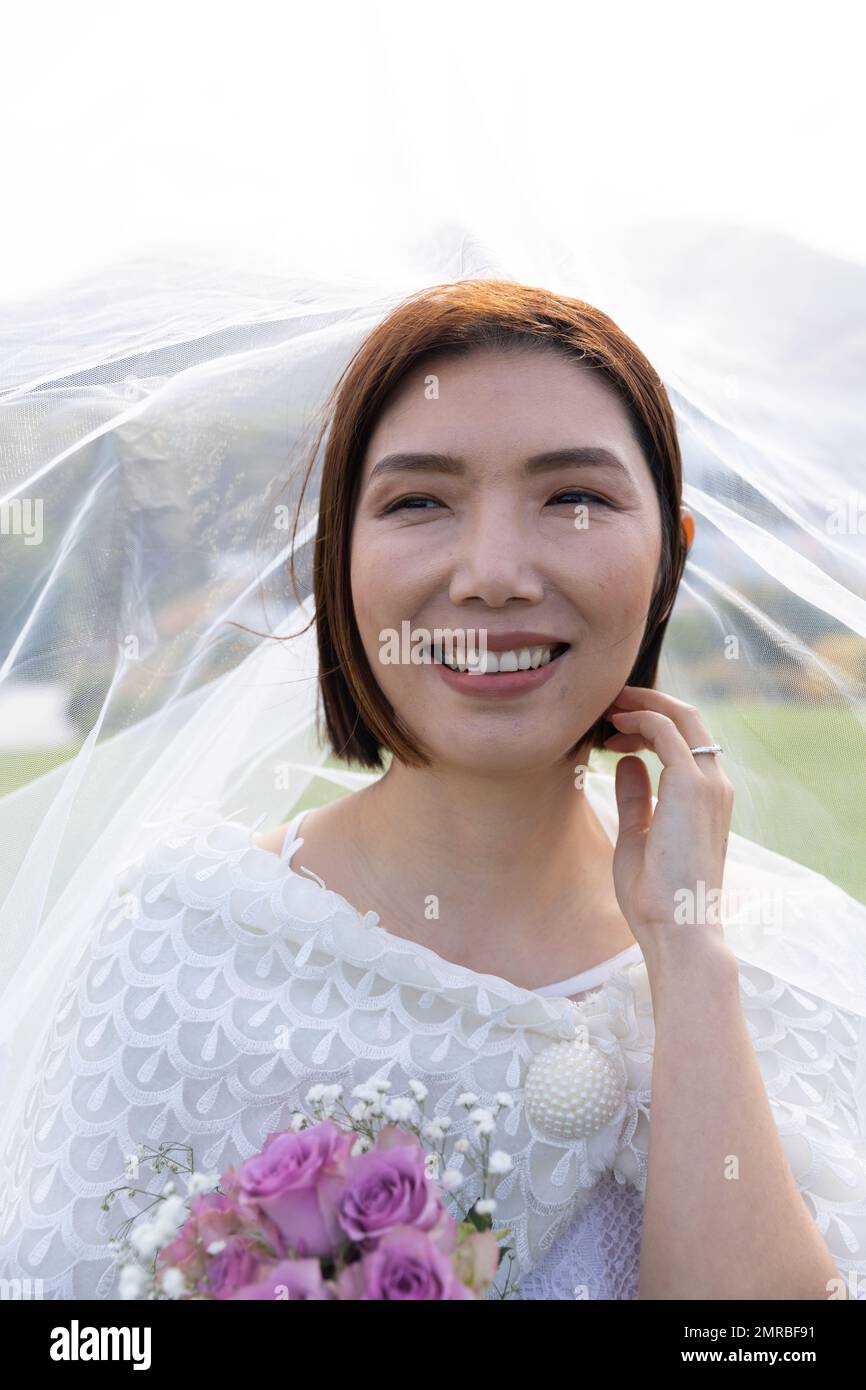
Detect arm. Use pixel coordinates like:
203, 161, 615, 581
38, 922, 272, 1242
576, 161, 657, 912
638, 932, 843, 1299
601, 684, 845, 1301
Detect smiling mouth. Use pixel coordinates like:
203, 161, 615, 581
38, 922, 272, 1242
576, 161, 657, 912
435, 641, 570, 674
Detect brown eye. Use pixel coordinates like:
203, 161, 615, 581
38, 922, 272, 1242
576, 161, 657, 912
548, 491, 610, 507
383, 495, 442, 514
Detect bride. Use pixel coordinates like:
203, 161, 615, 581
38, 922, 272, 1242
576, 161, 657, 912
1, 274, 865, 1301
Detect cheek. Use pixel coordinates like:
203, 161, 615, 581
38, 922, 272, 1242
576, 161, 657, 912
349, 532, 422, 661
573, 526, 660, 621
351, 525, 438, 621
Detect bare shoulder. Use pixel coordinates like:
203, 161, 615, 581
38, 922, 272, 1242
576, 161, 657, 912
252, 801, 328, 859
251, 794, 362, 874
252, 820, 296, 857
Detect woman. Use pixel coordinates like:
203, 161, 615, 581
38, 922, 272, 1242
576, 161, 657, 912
0, 278, 864, 1300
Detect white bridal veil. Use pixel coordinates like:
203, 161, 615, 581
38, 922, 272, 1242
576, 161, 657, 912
1, 218, 865, 1199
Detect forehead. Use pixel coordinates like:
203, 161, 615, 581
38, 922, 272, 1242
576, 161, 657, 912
362, 346, 645, 477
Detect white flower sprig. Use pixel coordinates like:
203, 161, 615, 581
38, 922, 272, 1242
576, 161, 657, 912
300, 1080, 516, 1235
106, 1081, 521, 1299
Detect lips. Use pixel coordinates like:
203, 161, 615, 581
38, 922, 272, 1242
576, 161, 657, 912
431, 640, 570, 698
479, 630, 571, 652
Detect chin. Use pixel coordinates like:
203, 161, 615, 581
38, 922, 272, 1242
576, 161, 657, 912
418, 726, 581, 779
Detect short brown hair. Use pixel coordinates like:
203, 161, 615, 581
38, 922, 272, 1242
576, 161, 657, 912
287, 278, 688, 770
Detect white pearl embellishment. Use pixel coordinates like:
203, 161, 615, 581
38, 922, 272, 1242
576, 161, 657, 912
524, 1037, 624, 1142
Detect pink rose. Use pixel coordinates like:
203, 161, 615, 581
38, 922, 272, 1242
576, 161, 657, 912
201, 1236, 263, 1299
338, 1227, 476, 1300
157, 1192, 249, 1288
235, 1120, 353, 1259
338, 1138, 451, 1246
452, 1228, 502, 1293
229, 1258, 335, 1301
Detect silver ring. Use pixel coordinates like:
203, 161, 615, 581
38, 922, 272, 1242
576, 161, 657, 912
688, 743, 723, 756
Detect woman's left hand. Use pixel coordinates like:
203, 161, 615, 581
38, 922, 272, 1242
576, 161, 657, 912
601, 686, 735, 965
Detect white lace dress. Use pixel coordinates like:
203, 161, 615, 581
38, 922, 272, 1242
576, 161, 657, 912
283, 813, 647, 1302
1, 805, 865, 1301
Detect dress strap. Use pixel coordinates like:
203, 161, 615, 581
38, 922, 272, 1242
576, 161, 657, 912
279, 807, 311, 863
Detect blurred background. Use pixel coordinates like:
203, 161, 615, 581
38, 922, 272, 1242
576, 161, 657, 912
0, 0, 864, 899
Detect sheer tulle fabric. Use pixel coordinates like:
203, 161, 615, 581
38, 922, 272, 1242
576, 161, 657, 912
1, 225, 866, 1298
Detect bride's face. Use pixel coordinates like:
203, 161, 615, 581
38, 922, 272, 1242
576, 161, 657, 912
350, 347, 663, 775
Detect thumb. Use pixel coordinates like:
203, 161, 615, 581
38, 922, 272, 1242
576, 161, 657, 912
613, 755, 653, 842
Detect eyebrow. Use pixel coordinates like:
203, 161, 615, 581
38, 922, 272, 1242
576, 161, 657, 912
366, 446, 633, 484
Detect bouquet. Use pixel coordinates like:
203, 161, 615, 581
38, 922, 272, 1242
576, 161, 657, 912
104, 1080, 520, 1300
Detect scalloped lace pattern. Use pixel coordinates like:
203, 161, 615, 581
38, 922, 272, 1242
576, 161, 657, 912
1, 808, 865, 1301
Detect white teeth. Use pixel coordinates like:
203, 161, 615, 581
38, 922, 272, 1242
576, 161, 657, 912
443, 644, 560, 674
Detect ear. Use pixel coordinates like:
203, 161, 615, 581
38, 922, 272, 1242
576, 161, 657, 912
680, 504, 695, 554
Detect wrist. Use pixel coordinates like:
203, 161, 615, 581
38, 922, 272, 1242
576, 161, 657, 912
639, 924, 740, 995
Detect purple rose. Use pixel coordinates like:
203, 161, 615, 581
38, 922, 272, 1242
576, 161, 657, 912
201, 1236, 263, 1299
236, 1120, 353, 1259
338, 1140, 448, 1244
339, 1227, 476, 1300
229, 1258, 335, 1301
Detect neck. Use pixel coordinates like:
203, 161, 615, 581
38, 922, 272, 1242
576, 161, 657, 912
338, 753, 634, 989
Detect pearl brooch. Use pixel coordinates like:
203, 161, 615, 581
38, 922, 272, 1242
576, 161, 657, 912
524, 1035, 624, 1142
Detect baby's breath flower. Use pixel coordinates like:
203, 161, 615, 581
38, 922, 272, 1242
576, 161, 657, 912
160, 1267, 187, 1298
187, 1170, 221, 1197
290, 1112, 307, 1131
351, 1083, 379, 1103
469, 1107, 496, 1135
436, 1115, 452, 1130
440, 1169, 464, 1192
494, 1092, 515, 1109
384, 1096, 416, 1122
408, 1079, 428, 1102
118, 1263, 148, 1300
422, 1119, 445, 1141
369, 1078, 392, 1092
488, 1150, 513, 1174
453, 1138, 470, 1154
456, 1092, 478, 1107
156, 1194, 187, 1240
351, 1136, 371, 1156
476, 1198, 497, 1215
129, 1221, 163, 1260
207, 1239, 227, 1255
305, 1083, 326, 1103
349, 1101, 368, 1122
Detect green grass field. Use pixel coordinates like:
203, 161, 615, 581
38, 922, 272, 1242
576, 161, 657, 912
3, 701, 863, 904
0, 745, 81, 797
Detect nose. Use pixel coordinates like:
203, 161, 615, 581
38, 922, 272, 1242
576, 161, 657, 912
447, 504, 545, 606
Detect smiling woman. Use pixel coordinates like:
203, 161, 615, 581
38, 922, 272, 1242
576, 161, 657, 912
1, 271, 865, 1304
249, 280, 866, 1299
298, 281, 689, 773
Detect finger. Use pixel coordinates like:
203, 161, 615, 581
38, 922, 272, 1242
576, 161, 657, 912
607, 708, 700, 776
606, 687, 723, 779
602, 732, 647, 753
614, 753, 653, 842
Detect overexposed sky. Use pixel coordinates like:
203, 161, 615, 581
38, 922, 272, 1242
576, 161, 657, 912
0, 0, 863, 300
